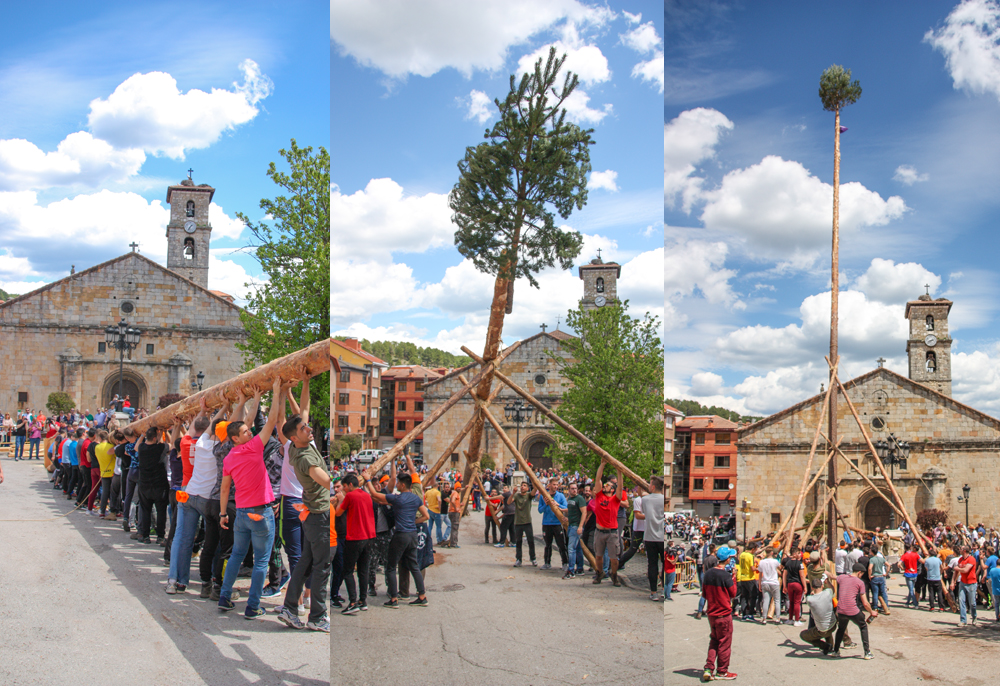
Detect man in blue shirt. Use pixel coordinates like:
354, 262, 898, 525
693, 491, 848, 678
924, 550, 944, 611
989, 561, 1000, 622
538, 478, 569, 571
62, 432, 79, 497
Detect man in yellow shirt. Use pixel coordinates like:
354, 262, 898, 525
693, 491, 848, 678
95, 431, 117, 521
424, 482, 444, 545
737, 542, 759, 621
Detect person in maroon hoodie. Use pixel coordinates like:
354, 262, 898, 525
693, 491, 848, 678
701, 547, 738, 682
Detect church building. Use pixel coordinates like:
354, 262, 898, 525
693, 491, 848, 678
0, 177, 245, 413
737, 293, 1000, 535
421, 255, 620, 472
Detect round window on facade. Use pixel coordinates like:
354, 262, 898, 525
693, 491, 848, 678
871, 416, 886, 431
120, 301, 135, 314
534, 374, 546, 386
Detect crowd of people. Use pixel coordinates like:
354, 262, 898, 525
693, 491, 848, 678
36, 378, 332, 632
679, 515, 1000, 681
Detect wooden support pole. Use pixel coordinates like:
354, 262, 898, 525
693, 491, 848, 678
803, 483, 838, 543
421, 383, 503, 489
473, 360, 651, 493
456, 374, 498, 514
475, 472, 503, 529
128, 338, 330, 433
826, 439, 907, 521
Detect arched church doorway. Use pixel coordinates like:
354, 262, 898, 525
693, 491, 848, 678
523, 435, 555, 471
864, 495, 892, 531
102, 372, 147, 412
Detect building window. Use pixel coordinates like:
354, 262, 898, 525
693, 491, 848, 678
771, 513, 781, 530
145, 344, 154, 355
926, 315, 934, 331
372, 368, 379, 379
664, 416, 673, 429
664, 439, 672, 452
451, 453, 459, 463
415, 401, 424, 412
337, 416, 348, 428
596, 277, 604, 293
98, 342, 106, 353
339, 371, 350, 383
360, 416, 366, 428
361, 372, 368, 385
415, 382, 424, 392
17, 392, 28, 404
371, 409, 377, 419
398, 381, 407, 392
397, 420, 407, 431
338, 393, 349, 405
694, 455, 704, 468
398, 400, 406, 411
183, 237, 194, 260
926, 351, 937, 372
695, 433, 705, 445
371, 388, 378, 399
361, 394, 366, 406
713, 478, 730, 491
714, 455, 730, 468
693, 478, 704, 491
186, 200, 195, 217
534, 374, 546, 386
715, 433, 731, 445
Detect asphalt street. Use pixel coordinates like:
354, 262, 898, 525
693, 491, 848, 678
0, 457, 328, 686
333, 507, 662, 686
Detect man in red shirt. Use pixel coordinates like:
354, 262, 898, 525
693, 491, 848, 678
335, 473, 376, 615
900, 544, 923, 608
957, 546, 979, 625
76, 429, 94, 509
580, 461, 624, 586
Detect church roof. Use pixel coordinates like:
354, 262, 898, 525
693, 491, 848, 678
383, 365, 444, 380
0, 251, 241, 312
904, 297, 953, 318
738, 366, 1000, 437
578, 259, 621, 278
677, 415, 738, 431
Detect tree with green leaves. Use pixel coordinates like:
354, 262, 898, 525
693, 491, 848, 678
819, 64, 862, 549
449, 47, 594, 481
545, 301, 664, 482
237, 139, 330, 423
46, 391, 75, 415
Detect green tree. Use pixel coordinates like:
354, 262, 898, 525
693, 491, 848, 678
546, 300, 664, 482
237, 139, 330, 421
449, 47, 595, 477
46, 391, 75, 415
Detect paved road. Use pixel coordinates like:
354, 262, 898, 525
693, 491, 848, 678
334, 507, 662, 686
666, 567, 1000, 685
0, 458, 328, 686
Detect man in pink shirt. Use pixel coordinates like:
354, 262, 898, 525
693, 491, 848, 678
217, 378, 283, 619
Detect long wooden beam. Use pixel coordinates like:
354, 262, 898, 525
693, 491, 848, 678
455, 373, 500, 514
128, 338, 330, 433
420, 384, 503, 489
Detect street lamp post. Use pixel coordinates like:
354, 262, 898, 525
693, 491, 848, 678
104, 319, 141, 413
963, 483, 971, 528
503, 397, 532, 456
873, 433, 911, 529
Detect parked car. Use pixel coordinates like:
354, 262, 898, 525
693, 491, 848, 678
356, 449, 381, 464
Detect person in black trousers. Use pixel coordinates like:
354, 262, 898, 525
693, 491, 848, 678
136, 426, 173, 545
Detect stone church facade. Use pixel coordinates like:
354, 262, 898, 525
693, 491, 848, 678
738, 293, 1000, 535
0, 177, 245, 413
422, 256, 621, 472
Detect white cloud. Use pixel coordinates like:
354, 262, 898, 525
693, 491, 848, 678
330, 178, 454, 263
516, 42, 611, 86
207, 252, 261, 306
925, 0, 1000, 101
330, 0, 612, 79
664, 108, 734, 212
854, 258, 941, 304
623, 11, 641, 24
620, 21, 661, 54
0, 132, 145, 192
690, 371, 725, 396
208, 202, 245, 240
589, 169, 618, 191
465, 89, 493, 124
893, 164, 930, 185
632, 53, 664, 93
560, 89, 611, 124
700, 155, 908, 267
664, 238, 743, 310
619, 247, 665, 317
953, 346, 1000, 413
330, 258, 424, 325
88, 60, 272, 159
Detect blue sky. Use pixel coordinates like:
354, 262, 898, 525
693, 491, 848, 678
331, 0, 664, 353
0, 1, 329, 305
665, 0, 1000, 416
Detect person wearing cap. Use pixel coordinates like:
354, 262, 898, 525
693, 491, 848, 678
368, 473, 394, 597
830, 562, 877, 659
701, 548, 738, 681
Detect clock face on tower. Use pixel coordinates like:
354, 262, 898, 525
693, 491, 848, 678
184, 220, 196, 233
925, 334, 937, 347
595, 295, 606, 307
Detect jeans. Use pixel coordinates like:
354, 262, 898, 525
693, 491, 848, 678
14, 435, 25, 459
442, 510, 453, 542
98, 476, 113, 515
484, 513, 498, 544
904, 575, 917, 607
448, 512, 460, 547
959, 582, 978, 623
168, 501, 202, 587
430, 511, 445, 543
279, 496, 304, 580
220, 506, 275, 612
283, 511, 330, 622
665, 570, 676, 600
28, 437, 40, 459
870, 575, 889, 610
568, 525, 584, 573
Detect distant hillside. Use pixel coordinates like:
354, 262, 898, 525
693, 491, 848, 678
334, 338, 472, 369
0, 288, 19, 301
666, 398, 763, 425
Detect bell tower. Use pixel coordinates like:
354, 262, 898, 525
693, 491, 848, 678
905, 291, 953, 396
578, 253, 621, 311
165, 173, 213, 289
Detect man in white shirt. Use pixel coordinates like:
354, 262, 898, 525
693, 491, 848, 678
757, 546, 782, 624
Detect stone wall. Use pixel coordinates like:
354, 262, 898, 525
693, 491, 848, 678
737, 369, 1000, 536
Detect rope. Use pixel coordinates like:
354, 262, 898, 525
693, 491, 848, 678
0, 465, 103, 522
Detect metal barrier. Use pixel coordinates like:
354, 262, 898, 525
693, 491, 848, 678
676, 560, 697, 589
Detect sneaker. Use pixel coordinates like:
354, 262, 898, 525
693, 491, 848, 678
260, 585, 281, 599
244, 607, 266, 620
842, 640, 856, 649
793, 621, 803, 627
513, 561, 522, 568
383, 599, 399, 609
341, 602, 360, 615
218, 597, 236, 612
368, 586, 377, 598
201, 582, 213, 599
277, 574, 290, 592
828, 651, 841, 658
494, 543, 505, 548
166, 581, 179, 595
141, 537, 152, 545
397, 593, 410, 600
130, 532, 140, 540
715, 672, 737, 681
298, 604, 306, 615
863, 652, 874, 660
156, 536, 165, 545
701, 670, 714, 683
278, 607, 305, 629
540, 563, 552, 570
531, 559, 537, 567
307, 616, 330, 632
649, 592, 661, 601
562, 572, 575, 580
451, 544, 461, 549
359, 601, 368, 611
409, 596, 429, 607
331, 597, 343, 608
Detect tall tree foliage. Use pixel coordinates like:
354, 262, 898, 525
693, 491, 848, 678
336, 339, 472, 369
237, 139, 330, 420
546, 301, 664, 482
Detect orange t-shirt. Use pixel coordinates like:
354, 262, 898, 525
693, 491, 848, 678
331, 509, 337, 548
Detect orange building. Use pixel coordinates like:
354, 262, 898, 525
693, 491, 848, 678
378, 365, 444, 459
330, 338, 388, 449
676, 415, 739, 517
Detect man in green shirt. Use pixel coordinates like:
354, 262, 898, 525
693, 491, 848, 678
277, 413, 331, 633
508, 481, 537, 567
565, 481, 588, 578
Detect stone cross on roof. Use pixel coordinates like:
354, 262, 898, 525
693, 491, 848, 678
187, 168, 193, 180
877, 357, 886, 368
540, 323, 547, 333
925, 283, 930, 296
129, 242, 139, 252
596, 248, 602, 260
555, 315, 561, 330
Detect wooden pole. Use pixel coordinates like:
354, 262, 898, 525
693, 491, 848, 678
832, 373, 930, 557
803, 482, 838, 543
475, 472, 503, 529
474, 360, 652, 493
128, 338, 330, 433
455, 374, 499, 514
421, 384, 502, 489
830, 444, 907, 520
829, 105, 843, 552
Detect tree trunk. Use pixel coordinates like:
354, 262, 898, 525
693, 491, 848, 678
828, 108, 841, 549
